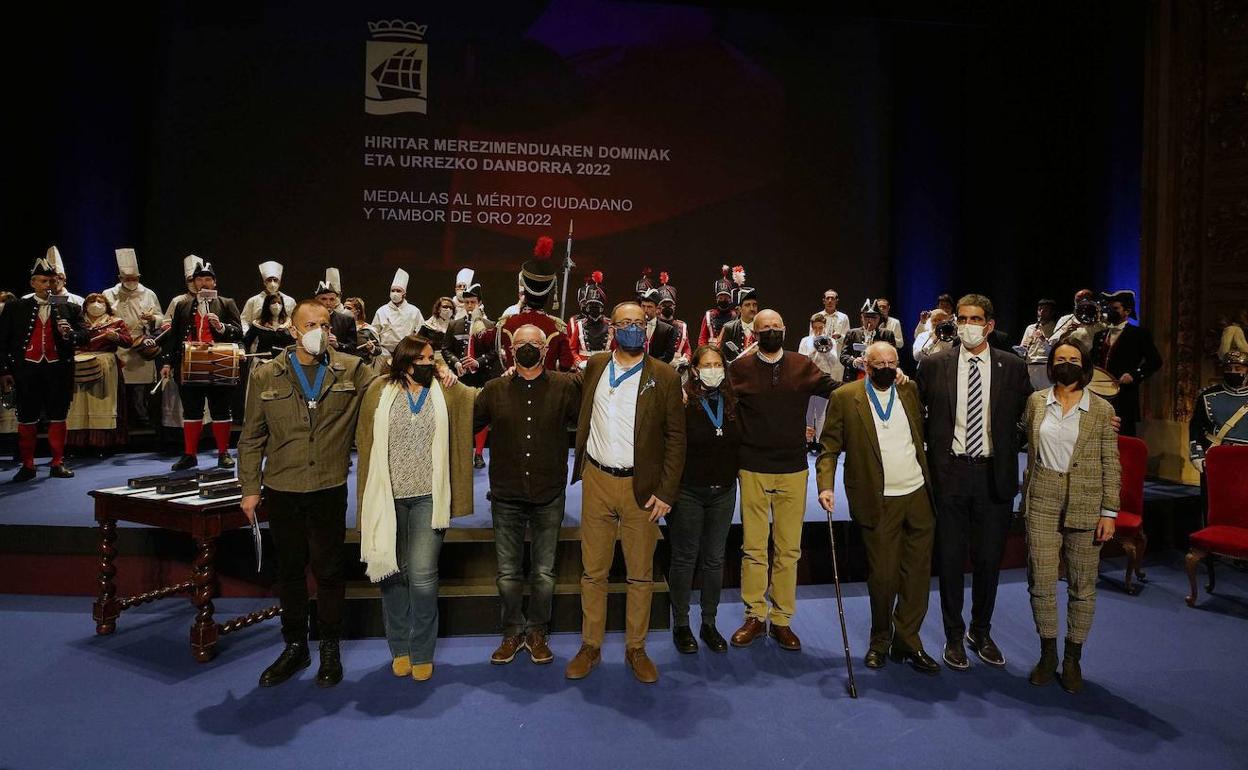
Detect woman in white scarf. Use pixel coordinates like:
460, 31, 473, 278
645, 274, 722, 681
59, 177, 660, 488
355, 333, 475, 682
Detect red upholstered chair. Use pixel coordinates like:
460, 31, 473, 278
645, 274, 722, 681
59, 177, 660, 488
1185, 445, 1248, 607
1111, 436, 1149, 594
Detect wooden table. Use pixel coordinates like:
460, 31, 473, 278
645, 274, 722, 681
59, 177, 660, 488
89, 489, 280, 662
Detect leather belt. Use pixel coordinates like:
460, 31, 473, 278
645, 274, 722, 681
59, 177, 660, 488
588, 455, 634, 477
951, 454, 992, 465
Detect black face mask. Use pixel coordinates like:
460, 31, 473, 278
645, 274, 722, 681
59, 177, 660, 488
660, 306, 675, 320
757, 329, 785, 353
1105, 310, 1123, 324
869, 366, 897, 389
514, 344, 543, 369
717, 299, 732, 311
1052, 362, 1082, 386
586, 306, 603, 321
1226, 372, 1246, 389
411, 364, 435, 387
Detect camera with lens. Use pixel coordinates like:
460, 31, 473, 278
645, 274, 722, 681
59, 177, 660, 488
813, 335, 833, 353
934, 319, 958, 343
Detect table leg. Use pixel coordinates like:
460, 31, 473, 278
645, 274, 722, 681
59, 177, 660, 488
190, 537, 220, 662
92, 519, 120, 634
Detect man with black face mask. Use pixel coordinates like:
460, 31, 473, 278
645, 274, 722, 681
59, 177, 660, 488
727, 309, 842, 652
698, 265, 739, 347
656, 276, 692, 368
1090, 290, 1161, 437
473, 324, 582, 666
817, 342, 938, 673
639, 288, 678, 364
1189, 351, 1248, 476
569, 271, 610, 368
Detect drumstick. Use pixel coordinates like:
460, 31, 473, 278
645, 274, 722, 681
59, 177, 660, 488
150, 376, 168, 395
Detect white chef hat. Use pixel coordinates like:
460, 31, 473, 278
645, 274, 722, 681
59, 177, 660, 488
115, 248, 139, 277
47, 246, 65, 277
183, 254, 203, 280
258, 261, 283, 280
391, 269, 409, 291
456, 267, 474, 287
326, 268, 342, 295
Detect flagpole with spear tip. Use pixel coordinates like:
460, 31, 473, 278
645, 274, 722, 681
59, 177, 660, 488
557, 219, 575, 320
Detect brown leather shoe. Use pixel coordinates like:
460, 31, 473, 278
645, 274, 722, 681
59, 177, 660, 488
731, 617, 767, 648
769, 623, 802, 651
526, 630, 554, 665
490, 634, 526, 665
625, 647, 659, 684
564, 644, 601, 680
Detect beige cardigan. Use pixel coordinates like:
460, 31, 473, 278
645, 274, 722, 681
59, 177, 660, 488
355, 377, 476, 542
1021, 387, 1121, 530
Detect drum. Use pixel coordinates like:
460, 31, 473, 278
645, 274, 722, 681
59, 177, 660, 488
135, 335, 163, 360
74, 353, 103, 386
180, 343, 241, 386
1088, 366, 1121, 398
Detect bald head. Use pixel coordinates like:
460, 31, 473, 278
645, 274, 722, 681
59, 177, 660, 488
865, 341, 898, 367
512, 324, 545, 346
612, 302, 644, 326
754, 309, 784, 331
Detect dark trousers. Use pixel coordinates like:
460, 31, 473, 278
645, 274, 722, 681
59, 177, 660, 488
180, 382, 233, 421
15, 360, 72, 422
492, 493, 565, 636
935, 459, 1011, 641
861, 487, 935, 653
265, 484, 347, 642
667, 484, 737, 627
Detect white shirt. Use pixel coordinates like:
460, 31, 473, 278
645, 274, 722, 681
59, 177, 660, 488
645, 317, 657, 340
240, 290, 296, 331
372, 301, 424, 352
1038, 387, 1116, 518
103, 282, 163, 383
24, 289, 83, 306
953, 345, 993, 456
816, 310, 851, 342
912, 329, 951, 363
867, 383, 926, 496
881, 316, 904, 347
587, 353, 642, 469
1019, 321, 1054, 363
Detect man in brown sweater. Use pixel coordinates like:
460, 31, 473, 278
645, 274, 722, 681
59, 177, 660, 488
728, 309, 840, 651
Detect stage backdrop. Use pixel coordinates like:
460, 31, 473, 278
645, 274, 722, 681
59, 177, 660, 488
9, 1, 1143, 344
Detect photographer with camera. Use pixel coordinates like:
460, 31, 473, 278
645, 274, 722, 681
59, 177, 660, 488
800, 313, 842, 451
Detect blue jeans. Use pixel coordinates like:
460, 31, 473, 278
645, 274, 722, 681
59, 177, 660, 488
379, 495, 445, 662
667, 484, 737, 627
492, 493, 566, 636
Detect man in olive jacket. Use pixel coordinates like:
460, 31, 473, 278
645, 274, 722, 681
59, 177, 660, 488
565, 301, 686, 684
817, 341, 939, 674
238, 301, 376, 689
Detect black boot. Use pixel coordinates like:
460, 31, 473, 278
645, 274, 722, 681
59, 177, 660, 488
316, 639, 343, 688
258, 641, 311, 687
1059, 638, 1083, 694
672, 625, 698, 654
1029, 637, 1059, 686
12, 466, 36, 483
171, 454, 198, 471
217, 452, 235, 469
700, 622, 728, 653
50, 464, 75, 479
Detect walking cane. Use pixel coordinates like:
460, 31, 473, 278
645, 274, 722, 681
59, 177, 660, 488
825, 509, 859, 698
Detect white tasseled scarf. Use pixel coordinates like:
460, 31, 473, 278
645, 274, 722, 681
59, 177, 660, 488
359, 380, 451, 582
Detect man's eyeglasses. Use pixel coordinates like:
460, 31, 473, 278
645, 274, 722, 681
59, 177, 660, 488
613, 321, 644, 331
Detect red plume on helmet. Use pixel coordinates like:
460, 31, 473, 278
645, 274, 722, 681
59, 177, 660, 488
533, 236, 554, 258
732, 265, 746, 286
591, 270, 603, 285
659, 271, 670, 285
721, 265, 729, 277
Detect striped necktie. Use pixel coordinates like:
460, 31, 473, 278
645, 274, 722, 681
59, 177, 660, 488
966, 356, 984, 457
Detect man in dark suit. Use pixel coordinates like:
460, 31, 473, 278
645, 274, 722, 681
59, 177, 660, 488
313, 275, 361, 359
817, 341, 939, 673
718, 286, 759, 363
916, 293, 1031, 671
160, 257, 244, 471
1091, 290, 1161, 437
0, 251, 89, 481
840, 300, 898, 383
638, 288, 677, 364
565, 301, 686, 684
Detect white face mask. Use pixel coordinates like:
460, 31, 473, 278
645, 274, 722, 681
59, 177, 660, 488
390, 291, 404, 305
264, 279, 281, 294
87, 302, 107, 318
299, 327, 327, 356
698, 367, 725, 389
439, 308, 453, 321
122, 279, 140, 291
957, 323, 986, 349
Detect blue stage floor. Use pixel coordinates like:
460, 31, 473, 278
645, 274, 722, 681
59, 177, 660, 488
0, 450, 859, 530
0, 561, 1244, 769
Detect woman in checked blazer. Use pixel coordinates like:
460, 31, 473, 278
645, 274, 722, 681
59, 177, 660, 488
1020, 340, 1120, 694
